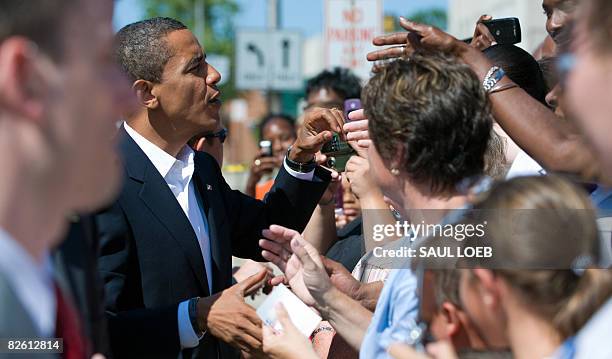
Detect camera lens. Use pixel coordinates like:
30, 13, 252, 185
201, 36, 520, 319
327, 157, 336, 168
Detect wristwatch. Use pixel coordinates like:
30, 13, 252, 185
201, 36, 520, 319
285, 146, 317, 173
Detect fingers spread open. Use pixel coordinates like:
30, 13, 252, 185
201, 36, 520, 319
259, 239, 292, 262
261, 249, 287, 272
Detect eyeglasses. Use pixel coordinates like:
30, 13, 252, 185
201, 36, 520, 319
201, 128, 228, 144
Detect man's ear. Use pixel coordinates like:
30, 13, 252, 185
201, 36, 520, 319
440, 302, 461, 337
193, 137, 207, 152
0, 37, 45, 121
132, 79, 159, 109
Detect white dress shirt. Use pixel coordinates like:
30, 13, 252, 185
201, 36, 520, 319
506, 149, 546, 179
0, 228, 56, 337
124, 123, 212, 348
124, 122, 315, 349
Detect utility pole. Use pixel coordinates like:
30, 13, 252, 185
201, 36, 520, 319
267, 0, 281, 113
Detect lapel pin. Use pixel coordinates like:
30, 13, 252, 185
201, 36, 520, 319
206, 184, 213, 191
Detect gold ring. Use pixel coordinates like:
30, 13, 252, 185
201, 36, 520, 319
254, 159, 261, 167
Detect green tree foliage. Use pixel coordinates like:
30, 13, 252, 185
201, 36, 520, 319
386, 8, 448, 32
409, 8, 447, 30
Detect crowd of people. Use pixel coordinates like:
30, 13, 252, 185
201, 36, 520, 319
0, 0, 611, 358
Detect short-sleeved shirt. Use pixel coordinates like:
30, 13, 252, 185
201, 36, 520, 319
359, 209, 468, 359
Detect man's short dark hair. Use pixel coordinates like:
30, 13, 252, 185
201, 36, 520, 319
0, 0, 76, 61
363, 53, 492, 195
305, 67, 362, 100
115, 17, 188, 83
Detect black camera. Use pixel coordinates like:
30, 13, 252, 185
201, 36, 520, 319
259, 140, 273, 157
320, 99, 361, 172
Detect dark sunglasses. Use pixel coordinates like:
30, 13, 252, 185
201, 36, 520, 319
202, 128, 228, 144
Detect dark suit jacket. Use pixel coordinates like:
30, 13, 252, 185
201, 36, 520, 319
53, 216, 110, 357
96, 128, 329, 359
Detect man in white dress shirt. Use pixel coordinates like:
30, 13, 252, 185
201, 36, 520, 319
97, 17, 341, 359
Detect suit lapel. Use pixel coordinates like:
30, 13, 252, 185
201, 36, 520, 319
193, 156, 230, 294
119, 127, 210, 295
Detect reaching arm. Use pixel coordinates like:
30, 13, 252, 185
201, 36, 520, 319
366, 18, 599, 180
317, 287, 373, 350
302, 202, 338, 253
456, 42, 598, 178
261, 225, 378, 351
301, 177, 340, 253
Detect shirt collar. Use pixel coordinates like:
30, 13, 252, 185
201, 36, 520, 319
124, 122, 195, 180
0, 228, 55, 336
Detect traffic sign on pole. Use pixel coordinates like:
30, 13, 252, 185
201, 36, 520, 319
236, 29, 303, 91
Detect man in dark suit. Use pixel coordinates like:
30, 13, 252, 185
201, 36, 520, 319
97, 17, 344, 358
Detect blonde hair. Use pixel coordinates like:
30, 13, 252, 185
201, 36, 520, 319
467, 176, 612, 338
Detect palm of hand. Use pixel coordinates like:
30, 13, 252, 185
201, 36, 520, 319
285, 255, 317, 307
285, 253, 333, 308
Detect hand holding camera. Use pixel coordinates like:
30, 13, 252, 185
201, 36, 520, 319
290, 108, 345, 164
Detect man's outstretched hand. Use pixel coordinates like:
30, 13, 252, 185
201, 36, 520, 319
197, 269, 269, 356
366, 17, 463, 63
260, 225, 334, 309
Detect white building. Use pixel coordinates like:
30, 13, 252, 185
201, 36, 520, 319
448, 0, 548, 53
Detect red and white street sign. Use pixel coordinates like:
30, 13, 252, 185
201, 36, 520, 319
324, 0, 383, 81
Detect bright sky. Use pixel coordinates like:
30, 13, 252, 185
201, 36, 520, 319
113, 0, 448, 35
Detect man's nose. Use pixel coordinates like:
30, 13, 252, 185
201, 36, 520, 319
550, 11, 567, 32
206, 63, 221, 86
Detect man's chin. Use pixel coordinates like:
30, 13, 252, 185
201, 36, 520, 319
199, 113, 221, 131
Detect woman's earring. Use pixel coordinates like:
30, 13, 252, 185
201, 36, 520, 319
391, 168, 400, 176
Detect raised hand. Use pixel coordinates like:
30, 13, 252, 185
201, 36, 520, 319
289, 108, 345, 163
322, 257, 361, 298
260, 225, 334, 308
366, 17, 462, 63
470, 15, 497, 51
260, 225, 319, 306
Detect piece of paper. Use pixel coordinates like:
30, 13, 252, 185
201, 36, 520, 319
256, 284, 322, 337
